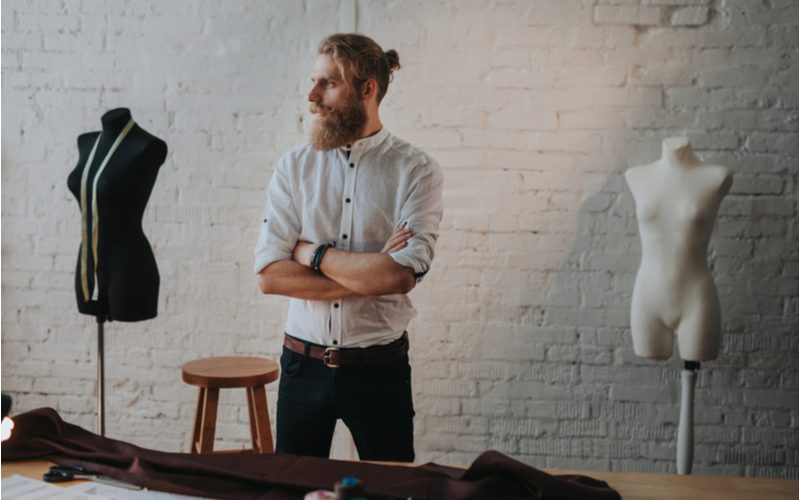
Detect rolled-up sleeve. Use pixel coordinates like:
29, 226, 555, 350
389, 158, 444, 282
253, 156, 300, 274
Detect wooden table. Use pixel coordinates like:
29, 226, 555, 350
546, 467, 797, 500
3, 459, 84, 486
2, 459, 797, 499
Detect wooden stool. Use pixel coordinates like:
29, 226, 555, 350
182, 356, 279, 454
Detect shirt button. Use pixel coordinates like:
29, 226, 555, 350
345, 198, 351, 203
332, 340, 339, 345
349, 163, 355, 168
342, 234, 348, 239
334, 303, 339, 308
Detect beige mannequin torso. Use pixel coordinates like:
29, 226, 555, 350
625, 137, 733, 361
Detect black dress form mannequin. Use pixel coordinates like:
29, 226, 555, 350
67, 108, 166, 435
67, 108, 166, 321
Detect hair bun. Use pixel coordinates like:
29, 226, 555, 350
384, 49, 401, 72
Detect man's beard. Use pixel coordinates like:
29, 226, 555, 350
308, 96, 368, 151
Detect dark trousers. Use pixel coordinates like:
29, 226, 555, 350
275, 345, 415, 462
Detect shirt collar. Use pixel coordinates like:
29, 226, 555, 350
341, 127, 390, 155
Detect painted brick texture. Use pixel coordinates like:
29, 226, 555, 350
2, 0, 797, 478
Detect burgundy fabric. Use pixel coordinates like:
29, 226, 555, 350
2, 408, 621, 500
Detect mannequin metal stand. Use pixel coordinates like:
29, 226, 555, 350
677, 360, 700, 474
96, 315, 107, 436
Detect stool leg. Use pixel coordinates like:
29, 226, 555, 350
246, 387, 259, 452
247, 385, 274, 453
190, 387, 205, 453
198, 387, 219, 454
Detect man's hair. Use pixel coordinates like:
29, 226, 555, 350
318, 33, 401, 103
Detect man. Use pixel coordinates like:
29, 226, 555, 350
253, 33, 443, 462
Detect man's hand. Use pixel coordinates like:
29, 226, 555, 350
292, 241, 316, 268
382, 224, 413, 254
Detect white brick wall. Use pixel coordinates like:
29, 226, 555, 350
2, 0, 797, 478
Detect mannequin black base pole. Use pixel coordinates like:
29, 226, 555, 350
96, 316, 106, 437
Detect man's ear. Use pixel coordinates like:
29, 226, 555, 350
363, 79, 377, 100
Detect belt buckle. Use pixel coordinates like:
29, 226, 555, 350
323, 346, 340, 368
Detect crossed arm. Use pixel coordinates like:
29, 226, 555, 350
257, 226, 416, 300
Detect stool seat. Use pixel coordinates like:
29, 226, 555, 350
181, 356, 279, 455
182, 356, 279, 388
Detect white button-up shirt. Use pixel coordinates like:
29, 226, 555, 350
254, 128, 444, 348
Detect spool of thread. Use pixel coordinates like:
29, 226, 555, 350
334, 476, 365, 499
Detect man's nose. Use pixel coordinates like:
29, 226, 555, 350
308, 86, 321, 103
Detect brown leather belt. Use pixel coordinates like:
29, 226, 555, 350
283, 332, 409, 368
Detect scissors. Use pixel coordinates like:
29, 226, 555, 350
43, 465, 142, 490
